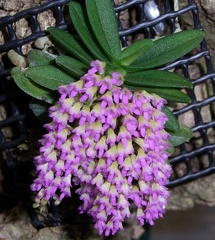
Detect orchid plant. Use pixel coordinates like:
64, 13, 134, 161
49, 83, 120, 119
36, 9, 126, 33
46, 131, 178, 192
11, 0, 204, 236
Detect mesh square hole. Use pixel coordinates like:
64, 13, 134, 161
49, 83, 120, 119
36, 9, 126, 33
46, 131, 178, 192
190, 153, 210, 172
190, 131, 206, 149
177, 109, 196, 129
37, 10, 56, 31
178, 1, 196, 30
200, 105, 213, 124
0, 24, 10, 46
207, 128, 215, 145
189, 61, 206, 81
15, 17, 33, 39
171, 161, 188, 179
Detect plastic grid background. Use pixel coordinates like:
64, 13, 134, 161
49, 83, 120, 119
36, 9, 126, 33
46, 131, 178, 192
0, 0, 215, 227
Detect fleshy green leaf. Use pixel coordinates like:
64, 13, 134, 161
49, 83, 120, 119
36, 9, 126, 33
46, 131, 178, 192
55, 55, 88, 78
167, 140, 175, 155
124, 85, 191, 103
47, 27, 92, 65
119, 39, 153, 66
27, 50, 55, 67
124, 70, 193, 89
128, 29, 205, 70
11, 67, 57, 104
142, 87, 191, 103
162, 106, 179, 132
29, 99, 51, 123
86, 0, 121, 60
24, 65, 75, 90
169, 123, 193, 146
145, 88, 191, 103
69, 2, 110, 62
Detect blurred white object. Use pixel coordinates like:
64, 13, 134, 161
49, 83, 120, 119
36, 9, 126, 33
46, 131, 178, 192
144, 0, 165, 35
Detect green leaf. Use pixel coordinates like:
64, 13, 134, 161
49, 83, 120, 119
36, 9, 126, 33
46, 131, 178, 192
128, 29, 205, 70
169, 123, 193, 146
86, 0, 121, 60
162, 105, 179, 132
47, 27, 92, 65
143, 87, 191, 103
29, 99, 51, 123
144, 88, 191, 103
69, 2, 110, 62
24, 65, 75, 90
27, 50, 55, 67
55, 55, 88, 78
167, 140, 175, 155
11, 67, 57, 104
124, 85, 191, 103
124, 70, 193, 89
119, 39, 153, 66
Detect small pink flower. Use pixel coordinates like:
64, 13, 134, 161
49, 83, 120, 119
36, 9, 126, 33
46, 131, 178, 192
31, 60, 172, 236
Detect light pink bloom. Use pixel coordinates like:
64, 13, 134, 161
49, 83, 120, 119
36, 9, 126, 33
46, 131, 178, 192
31, 60, 172, 236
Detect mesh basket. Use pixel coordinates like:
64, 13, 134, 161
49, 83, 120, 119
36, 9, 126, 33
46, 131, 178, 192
1, 0, 215, 228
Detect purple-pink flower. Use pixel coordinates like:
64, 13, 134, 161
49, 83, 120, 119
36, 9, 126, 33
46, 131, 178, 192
31, 60, 172, 236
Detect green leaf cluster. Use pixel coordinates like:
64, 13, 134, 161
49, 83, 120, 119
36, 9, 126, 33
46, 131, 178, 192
11, 0, 204, 150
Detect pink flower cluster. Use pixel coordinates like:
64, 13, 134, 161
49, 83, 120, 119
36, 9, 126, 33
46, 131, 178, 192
31, 60, 172, 236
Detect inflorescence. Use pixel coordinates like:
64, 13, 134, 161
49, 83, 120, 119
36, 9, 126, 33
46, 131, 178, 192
31, 60, 172, 236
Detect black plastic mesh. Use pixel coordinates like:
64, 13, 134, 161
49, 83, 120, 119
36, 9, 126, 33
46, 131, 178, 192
0, 0, 215, 227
